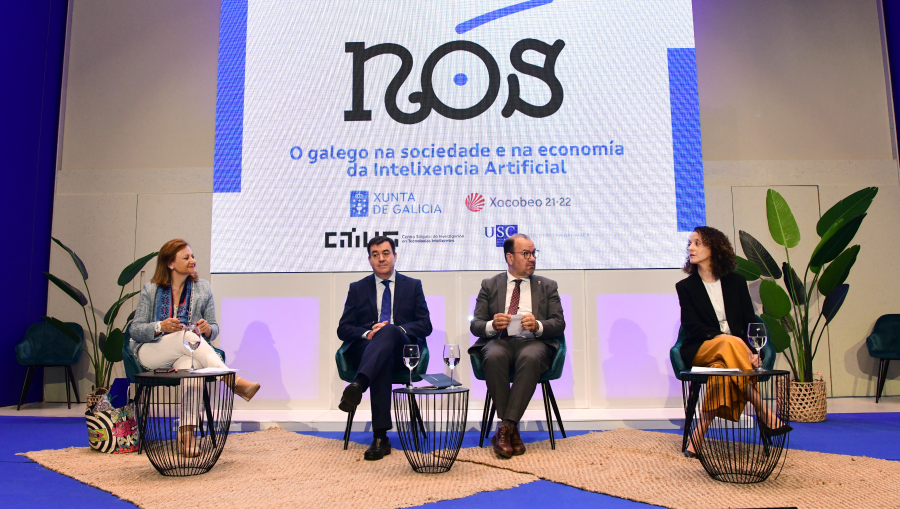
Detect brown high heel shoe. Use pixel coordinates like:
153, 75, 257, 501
232, 376, 261, 402
178, 425, 201, 458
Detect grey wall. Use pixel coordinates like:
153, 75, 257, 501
47, 0, 900, 404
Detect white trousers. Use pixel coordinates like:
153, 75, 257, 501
138, 331, 229, 426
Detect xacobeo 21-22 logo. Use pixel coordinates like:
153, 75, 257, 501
343, 1, 565, 125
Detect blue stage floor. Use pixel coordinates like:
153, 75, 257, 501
2, 413, 899, 508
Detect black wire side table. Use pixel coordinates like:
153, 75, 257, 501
392, 387, 469, 473
681, 369, 791, 483
134, 371, 236, 476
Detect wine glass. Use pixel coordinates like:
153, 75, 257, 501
747, 323, 768, 373
403, 344, 420, 387
182, 322, 201, 372
443, 344, 460, 387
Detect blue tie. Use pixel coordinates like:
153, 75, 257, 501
379, 280, 392, 323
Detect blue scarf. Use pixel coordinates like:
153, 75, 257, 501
154, 280, 192, 325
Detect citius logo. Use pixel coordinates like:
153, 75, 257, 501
344, 39, 565, 125
465, 193, 485, 212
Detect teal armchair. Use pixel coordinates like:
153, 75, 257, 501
866, 314, 900, 402
122, 323, 226, 383
470, 335, 567, 449
669, 316, 777, 381
335, 340, 430, 450
15, 322, 84, 410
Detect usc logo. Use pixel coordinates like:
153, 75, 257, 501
344, 39, 565, 125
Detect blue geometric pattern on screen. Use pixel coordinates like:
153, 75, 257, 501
668, 47, 706, 232
455, 0, 553, 34
213, 0, 247, 193
350, 191, 369, 217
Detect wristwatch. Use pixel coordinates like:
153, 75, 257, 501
154, 321, 162, 334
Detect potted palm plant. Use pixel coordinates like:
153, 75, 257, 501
43, 237, 157, 403
733, 187, 877, 422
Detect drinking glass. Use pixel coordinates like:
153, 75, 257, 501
443, 344, 460, 387
747, 323, 768, 373
182, 322, 201, 372
403, 344, 420, 387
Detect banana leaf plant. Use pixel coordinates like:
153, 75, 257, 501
734, 188, 877, 382
43, 237, 158, 390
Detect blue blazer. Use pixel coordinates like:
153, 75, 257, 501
337, 272, 432, 342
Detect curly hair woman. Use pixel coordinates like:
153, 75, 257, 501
675, 226, 791, 458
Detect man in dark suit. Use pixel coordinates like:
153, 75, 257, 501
469, 233, 565, 458
337, 236, 432, 460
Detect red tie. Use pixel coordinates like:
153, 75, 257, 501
507, 279, 522, 315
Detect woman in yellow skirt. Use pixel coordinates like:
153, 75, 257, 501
675, 226, 792, 458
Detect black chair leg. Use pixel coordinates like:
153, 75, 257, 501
546, 382, 566, 438
343, 407, 355, 450
541, 382, 556, 450
479, 392, 492, 447
66, 366, 80, 404
876, 359, 890, 403
487, 401, 497, 442
63, 367, 72, 410
17, 366, 35, 411
682, 381, 702, 452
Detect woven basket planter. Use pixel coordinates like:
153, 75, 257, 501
784, 372, 827, 423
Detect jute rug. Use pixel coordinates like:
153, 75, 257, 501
21, 427, 537, 509
456, 429, 900, 509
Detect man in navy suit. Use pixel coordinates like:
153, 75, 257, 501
337, 236, 432, 460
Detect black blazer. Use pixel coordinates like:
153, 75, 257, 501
675, 271, 756, 367
336, 272, 432, 343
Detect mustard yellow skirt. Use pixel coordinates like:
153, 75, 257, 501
693, 335, 757, 422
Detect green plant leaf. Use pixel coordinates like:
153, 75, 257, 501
51, 237, 88, 280
44, 272, 88, 306
817, 245, 859, 297
738, 231, 783, 279
822, 284, 849, 324
117, 251, 158, 287
42, 316, 82, 344
766, 190, 801, 248
126, 310, 136, 322
734, 256, 761, 281
98, 332, 106, 351
810, 214, 866, 267
102, 328, 125, 363
781, 262, 806, 306
761, 313, 791, 353
103, 291, 140, 325
816, 187, 878, 237
759, 279, 792, 318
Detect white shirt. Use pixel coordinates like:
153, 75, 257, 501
702, 278, 731, 335
361, 271, 397, 339
484, 271, 544, 337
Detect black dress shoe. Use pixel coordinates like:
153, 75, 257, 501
364, 437, 391, 461
759, 419, 793, 438
339, 383, 362, 413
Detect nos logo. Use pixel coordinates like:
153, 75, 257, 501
344, 39, 565, 125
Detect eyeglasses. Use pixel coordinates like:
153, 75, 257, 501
518, 250, 540, 259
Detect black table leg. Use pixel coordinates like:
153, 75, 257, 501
202, 382, 217, 448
